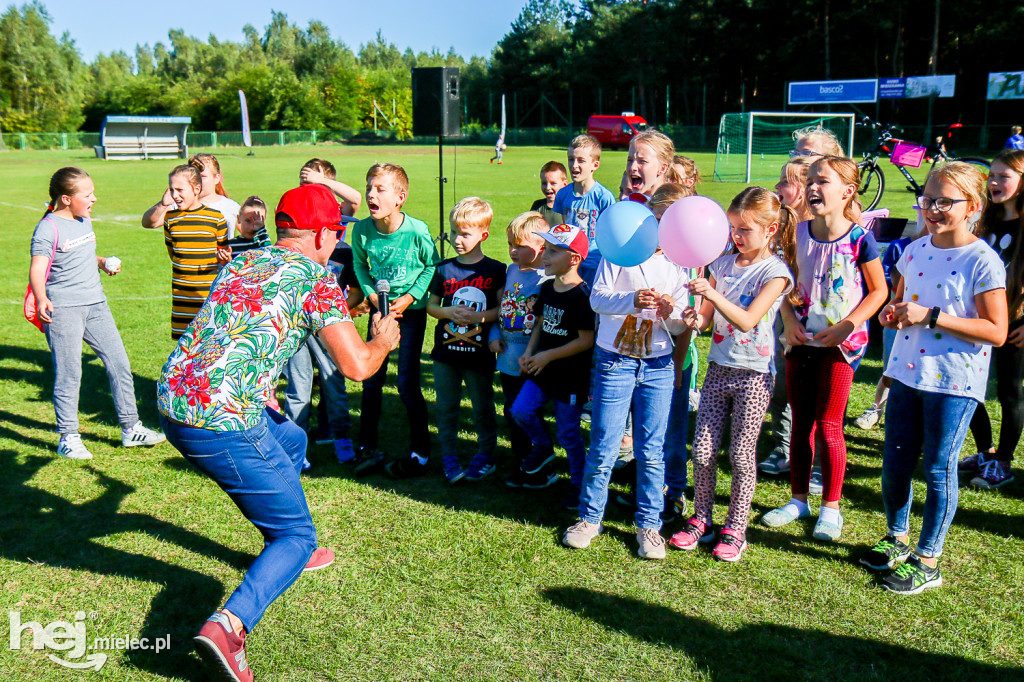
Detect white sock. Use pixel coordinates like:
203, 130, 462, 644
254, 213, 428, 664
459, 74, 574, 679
780, 498, 808, 517
819, 506, 842, 524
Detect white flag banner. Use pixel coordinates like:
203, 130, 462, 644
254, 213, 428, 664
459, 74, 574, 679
500, 94, 507, 139
988, 72, 1024, 100
239, 90, 252, 147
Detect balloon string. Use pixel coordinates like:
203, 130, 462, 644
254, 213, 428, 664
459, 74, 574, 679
638, 264, 675, 348
693, 266, 705, 319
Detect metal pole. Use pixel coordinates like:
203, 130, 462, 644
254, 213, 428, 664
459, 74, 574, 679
746, 112, 754, 183
666, 84, 670, 123
981, 98, 990, 150
437, 136, 446, 258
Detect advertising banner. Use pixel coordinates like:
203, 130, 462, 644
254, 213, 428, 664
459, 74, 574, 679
988, 72, 1024, 100
788, 79, 878, 105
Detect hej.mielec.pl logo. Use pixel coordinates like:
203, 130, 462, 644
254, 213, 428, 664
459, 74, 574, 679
8, 610, 170, 670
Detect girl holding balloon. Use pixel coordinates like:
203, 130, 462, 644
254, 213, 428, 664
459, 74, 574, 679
669, 188, 795, 561
561, 199, 691, 560
762, 157, 888, 541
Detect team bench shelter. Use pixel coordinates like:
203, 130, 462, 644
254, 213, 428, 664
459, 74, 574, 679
93, 116, 191, 160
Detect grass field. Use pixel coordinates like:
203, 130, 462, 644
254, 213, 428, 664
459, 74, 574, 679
0, 144, 1021, 681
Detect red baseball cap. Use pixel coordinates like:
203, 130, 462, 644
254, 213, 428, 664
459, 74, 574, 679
275, 184, 356, 231
536, 223, 589, 261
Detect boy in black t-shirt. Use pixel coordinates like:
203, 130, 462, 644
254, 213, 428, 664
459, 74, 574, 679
428, 198, 507, 483
509, 224, 595, 504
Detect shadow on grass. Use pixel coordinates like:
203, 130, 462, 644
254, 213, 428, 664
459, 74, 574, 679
542, 586, 1024, 681
0, 449, 255, 679
0, 344, 162, 435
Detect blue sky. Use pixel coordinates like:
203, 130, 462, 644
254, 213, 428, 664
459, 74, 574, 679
39, 0, 527, 62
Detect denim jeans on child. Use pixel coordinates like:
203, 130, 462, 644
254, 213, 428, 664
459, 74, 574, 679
283, 336, 350, 439
664, 363, 693, 500
160, 407, 316, 632
510, 379, 586, 486
433, 360, 497, 461
360, 307, 431, 456
580, 347, 674, 529
881, 379, 977, 558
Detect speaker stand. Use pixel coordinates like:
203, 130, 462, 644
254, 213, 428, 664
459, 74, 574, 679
436, 135, 449, 258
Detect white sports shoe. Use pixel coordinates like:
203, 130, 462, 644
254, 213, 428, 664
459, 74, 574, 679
121, 421, 167, 448
853, 407, 881, 430
58, 433, 93, 460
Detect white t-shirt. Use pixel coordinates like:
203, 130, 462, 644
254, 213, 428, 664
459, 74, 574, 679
590, 253, 689, 358
707, 253, 793, 374
205, 195, 241, 236
884, 236, 1005, 402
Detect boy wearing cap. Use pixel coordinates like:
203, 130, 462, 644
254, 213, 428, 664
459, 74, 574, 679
350, 163, 439, 477
509, 224, 595, 500
427, 197, 506, 483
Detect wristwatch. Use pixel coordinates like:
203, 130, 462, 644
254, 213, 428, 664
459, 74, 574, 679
927, 306, 941, 329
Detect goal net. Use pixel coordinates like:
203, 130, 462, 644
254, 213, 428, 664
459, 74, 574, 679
713, 112, 855, 183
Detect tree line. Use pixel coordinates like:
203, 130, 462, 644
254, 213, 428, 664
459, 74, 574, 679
0, 0, 1019, 138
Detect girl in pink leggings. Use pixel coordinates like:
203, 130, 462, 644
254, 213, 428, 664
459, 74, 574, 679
669, 187, 795, 562
763, 156, 888, 541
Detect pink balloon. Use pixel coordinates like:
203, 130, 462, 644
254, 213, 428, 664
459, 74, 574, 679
658, 196, 731, 268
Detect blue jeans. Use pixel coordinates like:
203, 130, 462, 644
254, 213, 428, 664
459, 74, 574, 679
881, 380, 977, 558
580, 347, 674, 529
664, 363, 694, 499
510, 379, 586, 486
433, 360, 498, 460
160, 408, 316, 632
283, 336, 350, 439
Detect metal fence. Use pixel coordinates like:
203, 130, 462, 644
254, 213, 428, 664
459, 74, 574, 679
1, 124, 1008, 155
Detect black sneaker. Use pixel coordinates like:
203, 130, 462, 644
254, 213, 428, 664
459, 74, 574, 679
384, 455, 428, 479
522, 467, 559, 489
522, 448, 556, 475
352, 447, 385, 477
882, 555, 943, 595
614, 490, 636, 509
859, 535, 912, 572
559, 484, 581, 510
505, 469, 529, 488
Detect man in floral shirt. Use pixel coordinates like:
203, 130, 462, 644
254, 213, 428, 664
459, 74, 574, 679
157, 184, 399, 682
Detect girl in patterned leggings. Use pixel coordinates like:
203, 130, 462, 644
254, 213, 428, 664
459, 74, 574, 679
668, 187, 796, 562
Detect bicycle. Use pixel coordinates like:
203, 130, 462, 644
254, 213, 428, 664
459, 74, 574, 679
855, 117, 990, 211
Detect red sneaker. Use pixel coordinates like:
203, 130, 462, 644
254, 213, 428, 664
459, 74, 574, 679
193, 612, 253, 682
303, 547, 335, 572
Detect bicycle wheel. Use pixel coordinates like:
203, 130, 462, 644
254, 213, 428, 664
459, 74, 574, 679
857, 160, 885, 212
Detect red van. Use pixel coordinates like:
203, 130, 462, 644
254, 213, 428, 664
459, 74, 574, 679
587, 113, 648, 150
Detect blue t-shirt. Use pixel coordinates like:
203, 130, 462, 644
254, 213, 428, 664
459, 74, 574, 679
881, 237, 912, 290
1006, 134, 1024, 150
552, 181, 616, 271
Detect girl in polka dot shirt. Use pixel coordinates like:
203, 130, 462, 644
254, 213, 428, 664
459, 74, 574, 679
859, 162, 1007, 594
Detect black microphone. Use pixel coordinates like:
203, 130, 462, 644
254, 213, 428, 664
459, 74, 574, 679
375, 279, 391, 317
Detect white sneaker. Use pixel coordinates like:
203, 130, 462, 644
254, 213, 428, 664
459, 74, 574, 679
562, 520, 602, 549
121, 421, 167, 447
853, 407, 881, 430
637, 528, 667, 560
58, 433, 93, 460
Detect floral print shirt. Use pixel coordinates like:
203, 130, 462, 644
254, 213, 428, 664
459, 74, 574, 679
791, 221, 880, 365
157, 246, 351, 431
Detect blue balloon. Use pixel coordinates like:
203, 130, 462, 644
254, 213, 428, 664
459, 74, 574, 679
594, 201, 660, 267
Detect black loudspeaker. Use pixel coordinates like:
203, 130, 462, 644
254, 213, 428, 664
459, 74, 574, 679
412, 67, 460, 137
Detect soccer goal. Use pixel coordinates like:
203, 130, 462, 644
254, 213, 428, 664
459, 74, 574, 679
713, 112, 856, 183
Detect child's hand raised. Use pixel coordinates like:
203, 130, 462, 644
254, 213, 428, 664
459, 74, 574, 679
656, 294, 675, 320
300, 167, 325, 185
687, 278, 712, 297
682, 306, 701, 330
633, 288, 659, 310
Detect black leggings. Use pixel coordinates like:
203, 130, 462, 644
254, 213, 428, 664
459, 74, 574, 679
969, 319, 1024, 463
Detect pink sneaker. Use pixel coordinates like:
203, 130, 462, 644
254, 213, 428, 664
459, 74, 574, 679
303, 547, 335, 572
712, 527, 747, 562
669, 517, 707, 551
193, 612, 253, 682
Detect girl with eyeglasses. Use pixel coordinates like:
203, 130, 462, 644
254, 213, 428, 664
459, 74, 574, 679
859, 162, 1007, 593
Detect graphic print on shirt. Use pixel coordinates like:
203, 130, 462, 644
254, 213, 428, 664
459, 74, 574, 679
442, 285, 487, 350
60, 232, 97, 252
500, 282, 539, 334
712, 272, 773, 356
542, 304, 567, 336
